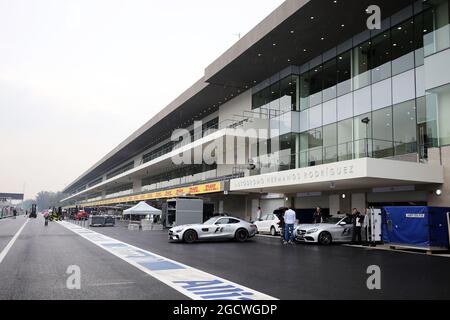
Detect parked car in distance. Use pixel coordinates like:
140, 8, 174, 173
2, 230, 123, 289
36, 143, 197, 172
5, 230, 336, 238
75, 210, 89, 221
169, 216, 257, 244
254, 213, 281, 236
295, 216, 355, 245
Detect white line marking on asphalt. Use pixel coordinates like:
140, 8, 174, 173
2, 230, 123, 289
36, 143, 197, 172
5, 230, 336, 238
0, 219, 29, 264
58, 221, 277, 300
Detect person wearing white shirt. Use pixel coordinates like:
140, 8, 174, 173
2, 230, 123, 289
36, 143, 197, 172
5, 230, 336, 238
256, 207, 262, 220
283, 207, 296, 244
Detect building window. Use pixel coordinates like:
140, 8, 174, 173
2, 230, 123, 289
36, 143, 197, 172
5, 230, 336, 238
300, 71, 311, 111
322, 58, 337, 102
372, 106, 393, 158
323, 123, 338, 164
424, 0, 450, 56
309, 66, 323, 107
417, 96, 439, 150
252, 75, 298, 112
337, 51, 352, 96
352, 40, 371, 90
338, 119, 353, 161
393, 100, 418, 155
280, 75, 299, 112
354, 113, 372, 159
391, 18, 415, 75
300, 129, 323, 167
370, 31, 392, 83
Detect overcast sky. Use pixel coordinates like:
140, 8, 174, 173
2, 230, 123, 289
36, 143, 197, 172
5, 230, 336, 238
0, 0, 284, 199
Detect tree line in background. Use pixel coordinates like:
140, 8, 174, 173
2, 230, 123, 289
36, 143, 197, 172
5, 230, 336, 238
20, 191, 66, 212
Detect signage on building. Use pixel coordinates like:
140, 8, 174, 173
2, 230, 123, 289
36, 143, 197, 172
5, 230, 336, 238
79, 182, 223, 207
230, 160, 364, 191
260, 193, 285, 200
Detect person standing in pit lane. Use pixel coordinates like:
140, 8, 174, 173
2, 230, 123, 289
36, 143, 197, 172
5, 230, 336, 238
283, 207, 296, 245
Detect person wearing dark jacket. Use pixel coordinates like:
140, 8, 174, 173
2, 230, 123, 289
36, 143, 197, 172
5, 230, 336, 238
351, 208, 364, 244
277, 208, 287, 242
313, 207, 323, 224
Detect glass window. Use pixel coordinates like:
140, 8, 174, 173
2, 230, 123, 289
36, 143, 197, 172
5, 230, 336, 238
337, 93, 353, 121
354, 114, 372, 159
354, 86, 372, 116
322, 58, 337, 101
252, 86, 271, 110
417, 96, 439, 154
429, 84, 450, 146
394, 100, 417, 155
392, 70, 416, 105
338, 119, 353, 161
300, 72, 310, 111
309, 104, 322, 129
269, 82, 281, 112
391, 19, 415, 67
353, 41, 371, 89
322, 99, 337, 125
280, 133, 295, 153
309, 65, 323, 107
372, 78, 392, 111
337, 51, 352, 96
323, 123, 338, 164
280, 75, 299, 112
371, 31, 392, 82
300, 129, 323, 167
299, 109, 309, 132
424, 0, 450, 56
372, 106, 394, 158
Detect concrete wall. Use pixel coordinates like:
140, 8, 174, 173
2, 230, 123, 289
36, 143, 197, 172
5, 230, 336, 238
218, 90, 252, 128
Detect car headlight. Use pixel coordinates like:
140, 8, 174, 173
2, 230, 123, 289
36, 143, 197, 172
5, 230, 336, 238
307, 228, 319, 234
174, 228, 183, 233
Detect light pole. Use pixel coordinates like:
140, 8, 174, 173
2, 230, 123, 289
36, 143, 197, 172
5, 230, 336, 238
361, 117, 371, 158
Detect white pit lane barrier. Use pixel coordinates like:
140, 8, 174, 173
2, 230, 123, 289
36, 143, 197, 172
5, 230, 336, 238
58, 221, 276, 300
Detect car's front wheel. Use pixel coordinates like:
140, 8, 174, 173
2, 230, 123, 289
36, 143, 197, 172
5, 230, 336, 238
183, 230, 198, 244
318, 231, 332, 245
235, 229, 249, 242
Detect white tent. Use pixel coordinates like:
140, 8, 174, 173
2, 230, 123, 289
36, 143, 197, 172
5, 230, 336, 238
123, 201, 162, 216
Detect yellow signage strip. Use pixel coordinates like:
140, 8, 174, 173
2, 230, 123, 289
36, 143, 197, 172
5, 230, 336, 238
77, 182, 223, 207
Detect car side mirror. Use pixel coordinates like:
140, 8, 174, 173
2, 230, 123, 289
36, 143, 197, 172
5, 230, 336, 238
339, 222, 347, 226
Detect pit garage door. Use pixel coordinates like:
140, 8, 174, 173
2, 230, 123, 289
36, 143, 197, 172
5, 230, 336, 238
260, 199, 285, 216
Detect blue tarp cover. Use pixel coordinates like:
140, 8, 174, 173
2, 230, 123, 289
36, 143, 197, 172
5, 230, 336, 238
382, 206, 450, 248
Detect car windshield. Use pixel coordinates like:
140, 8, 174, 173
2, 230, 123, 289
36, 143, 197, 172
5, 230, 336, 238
203, 218, 217, 225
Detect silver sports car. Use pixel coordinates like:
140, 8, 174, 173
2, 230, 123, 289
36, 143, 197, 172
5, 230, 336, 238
295, 216, 359, 245
169, 216, 257, 243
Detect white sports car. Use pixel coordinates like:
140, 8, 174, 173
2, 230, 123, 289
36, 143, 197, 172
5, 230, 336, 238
169, 216, 257, 243
295, 216, 356, 245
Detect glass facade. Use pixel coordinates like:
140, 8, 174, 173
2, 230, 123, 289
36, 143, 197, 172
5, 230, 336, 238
250, 0, 449, 171
252, 75, 299, 113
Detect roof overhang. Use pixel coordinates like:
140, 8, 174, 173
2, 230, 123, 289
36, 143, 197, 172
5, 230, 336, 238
230, 158, 444, 194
